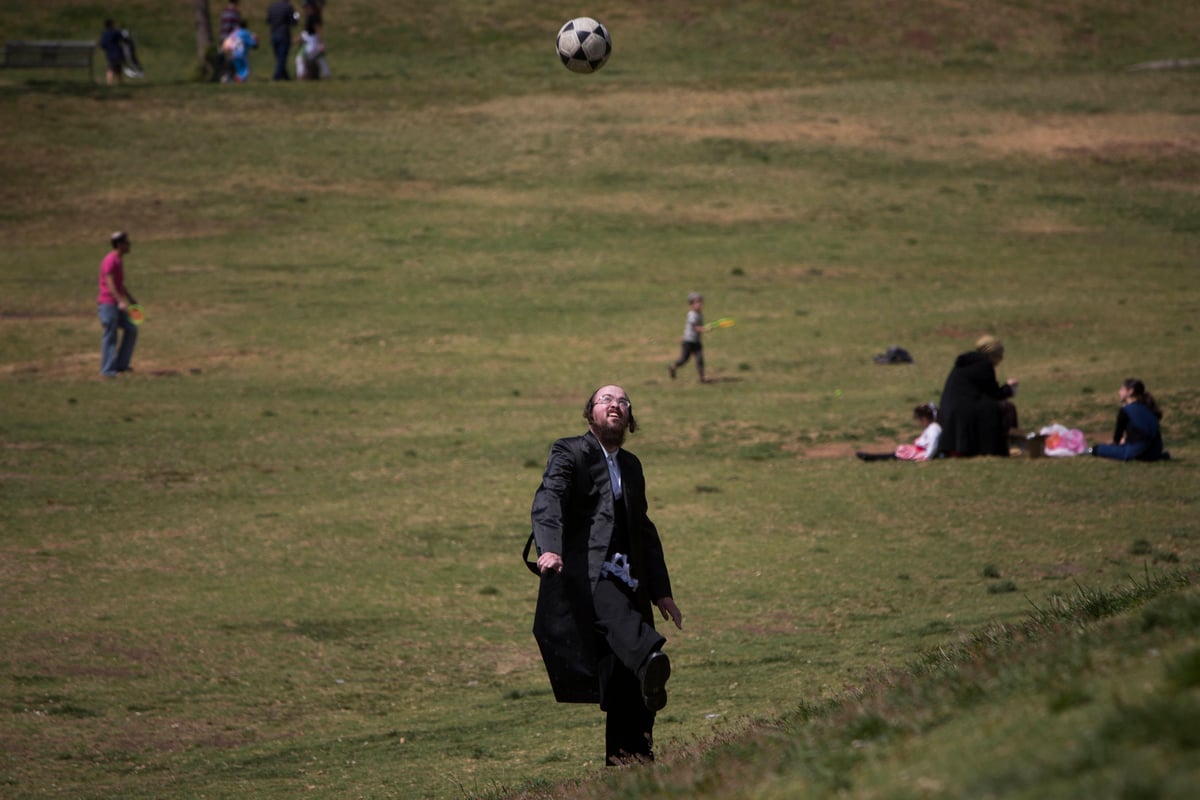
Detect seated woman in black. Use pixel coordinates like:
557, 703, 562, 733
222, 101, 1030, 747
1092, 378, 1168, 462
938, 335, 1020, 457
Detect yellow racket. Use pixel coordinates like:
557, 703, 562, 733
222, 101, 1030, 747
704, 317, 735, 331
126, 304, 145, 325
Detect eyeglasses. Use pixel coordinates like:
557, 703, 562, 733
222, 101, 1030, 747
596, 394, 631, 410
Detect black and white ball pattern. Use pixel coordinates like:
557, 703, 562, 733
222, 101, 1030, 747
555, 17, 612, 74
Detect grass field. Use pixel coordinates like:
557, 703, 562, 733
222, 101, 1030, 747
1, 1, 1198, 798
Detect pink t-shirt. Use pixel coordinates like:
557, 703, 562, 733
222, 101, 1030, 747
97, 251, 124, 304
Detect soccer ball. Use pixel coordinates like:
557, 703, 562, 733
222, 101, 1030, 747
555, 17, 612, 74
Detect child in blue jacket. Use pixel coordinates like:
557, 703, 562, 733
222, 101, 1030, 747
1092, 378, 1169, 461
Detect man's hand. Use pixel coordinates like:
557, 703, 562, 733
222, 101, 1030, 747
537, 552, 563, 574
657, 597, 683, 630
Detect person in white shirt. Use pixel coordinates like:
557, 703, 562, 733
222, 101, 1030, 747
856, 403, 942, 462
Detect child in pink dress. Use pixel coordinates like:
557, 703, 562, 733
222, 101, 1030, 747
857, 404, 941, 462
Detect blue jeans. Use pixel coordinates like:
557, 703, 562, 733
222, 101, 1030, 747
98, 303, 137, 376
1094, 441, 1163, 461
271, 33, 291, 80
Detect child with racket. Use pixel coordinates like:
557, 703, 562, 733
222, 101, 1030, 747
668, 292, 706, 383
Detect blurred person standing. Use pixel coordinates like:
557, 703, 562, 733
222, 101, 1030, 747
222, 19, 259, 83
216, 0, 242, 81
265, 0, 298, 80
96, 232, 139, 377
218, 0, 242, 40
301, 0, 323, 30
296, 17, 329, 79
97, 19, 126, 85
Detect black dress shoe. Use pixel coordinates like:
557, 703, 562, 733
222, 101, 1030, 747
640, 651, 671, 712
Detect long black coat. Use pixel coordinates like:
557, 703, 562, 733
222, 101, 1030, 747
938, 351, 1014, 457
529, 432, 672, 702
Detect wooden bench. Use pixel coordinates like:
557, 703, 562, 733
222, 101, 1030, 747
2, 41, 95, 81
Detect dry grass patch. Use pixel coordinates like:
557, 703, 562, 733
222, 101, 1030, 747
803, 442, 862, 459
1001, 212, 1094, 235
483, 87, 1200, 171
0, 350, 94, 379
643, 117, 880, 147
973, 112, 1200, 158
0, 187, 241, 249
480, 87, 1200, 172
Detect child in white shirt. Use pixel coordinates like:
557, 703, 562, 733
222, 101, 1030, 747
857, 404, 941, 462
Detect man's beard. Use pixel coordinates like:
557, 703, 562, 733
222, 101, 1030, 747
591, 417, 627, 449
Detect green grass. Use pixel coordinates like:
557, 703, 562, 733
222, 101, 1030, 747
499, 576, 1200, 799
1, 1, 1199, 798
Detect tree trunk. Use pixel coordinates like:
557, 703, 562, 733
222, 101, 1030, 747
193, 0, 213, 59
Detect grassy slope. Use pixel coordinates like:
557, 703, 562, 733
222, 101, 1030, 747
0, 1, 1198, 798
508, 578, 1200, 800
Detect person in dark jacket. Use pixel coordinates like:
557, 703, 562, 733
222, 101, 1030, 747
530, 384, 682, 765
98, 19, 126, 85
938, 336, 1020, 457
1092, 378, 1168, 461
265, 0, 298, 80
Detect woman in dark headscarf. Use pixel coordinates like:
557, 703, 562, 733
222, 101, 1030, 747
938, 335, 1020, 457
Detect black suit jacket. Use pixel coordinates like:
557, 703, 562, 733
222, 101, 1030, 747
531, 432, 672, 614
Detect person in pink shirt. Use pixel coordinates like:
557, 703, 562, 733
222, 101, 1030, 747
97, 231, 139, 377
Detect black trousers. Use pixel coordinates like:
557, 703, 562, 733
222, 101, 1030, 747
672, 340, 704, 374
593, 576, 665, 764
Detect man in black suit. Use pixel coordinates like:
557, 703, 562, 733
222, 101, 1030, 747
531, 384, 683, 765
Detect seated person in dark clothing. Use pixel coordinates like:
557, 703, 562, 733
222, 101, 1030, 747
938, 335, 1020, 458
1091, 378, 1169, 462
